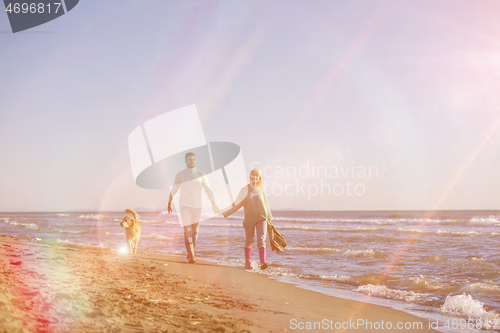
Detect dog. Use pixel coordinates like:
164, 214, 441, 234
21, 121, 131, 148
120, 209, 141, 254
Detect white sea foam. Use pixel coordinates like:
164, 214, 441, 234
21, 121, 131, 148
273, 225, 381, 232
435, 230, 479, 236
320, 274, 352, 282
269, 216, 457, 224
140, 219, 164, 223
58, 230, 84, 234
460, 283, 500, 294
204, 223, 242, 228
469, 215, 500, 224
147, 233, 174, 240
54, 239, 91, 247
55, 213, 69, 217
260, 267, 303, 279
285, 247, 381, 257
78, 214, 105, 221
411, 275, 444, 291
1, 218, 39, 230
162, 220, 181, 225
356, 284, 439, 304
440, 294, 500, 329
224, 216, 248, 221
397, 228, 428, 234
105, 231, 125, 236
470, 257, 486, 263
343, 249, 381, 258
286, 246, 342, 253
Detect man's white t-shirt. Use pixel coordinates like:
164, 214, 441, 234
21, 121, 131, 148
169, 168, 215, 208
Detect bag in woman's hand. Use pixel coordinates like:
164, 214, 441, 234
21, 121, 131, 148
267, 220, 287, 254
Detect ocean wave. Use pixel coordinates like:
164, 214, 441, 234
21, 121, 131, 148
140, 219, 165, 223
287, 246, 342, 253
1, 219, 39, 230
270, 216, 348, 223
146, 233, 175, 240
397, 228, 428, 234
58, 230, 85, 234
203, 223, 242, 228
211, 258, 306, 278
223, 216, 244, 221
113, 217, 164, 224
440, 294, 500, 328
164, 220, 181, 225
203, 223, 381, 232
469, 215, 500, 224
55, 213, 69, 217
469, 257, 486, 263
422, 255, 448, 262
273, 272, 388, 287
54, 239, 103, 248
285, 247, 382, 258
435, 230, 479, 236
351, 274, 389, 285
460, 283, 500, 294
259, 267, 304, 278
343, 249, 382, 258
295, 273, 389, 287
269, 216, 458, 224
411, 275, 445, 291
105, 231, 125, 236
278, 225, 381, 232
78, 214, 106, 221
320, 274, 352, 282
356, 284, 439, 305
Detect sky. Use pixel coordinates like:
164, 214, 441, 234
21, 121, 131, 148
1, 0, 500, 212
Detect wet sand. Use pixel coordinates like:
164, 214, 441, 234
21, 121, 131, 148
0, 235, 436, 332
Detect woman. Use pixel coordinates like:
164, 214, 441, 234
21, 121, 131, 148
220, 168, 272, 270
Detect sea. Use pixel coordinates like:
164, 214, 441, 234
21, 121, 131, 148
1, 210, 500, 332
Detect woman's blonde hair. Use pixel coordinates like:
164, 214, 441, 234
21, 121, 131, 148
250, 168, 263, 187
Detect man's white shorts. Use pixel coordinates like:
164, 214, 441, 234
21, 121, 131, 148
180, 206, 202, 227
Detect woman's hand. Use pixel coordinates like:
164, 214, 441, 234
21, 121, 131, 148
212, 202, 221, 214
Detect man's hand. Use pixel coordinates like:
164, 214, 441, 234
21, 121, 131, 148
168, 202, 173, 214
211, 201, 220, 214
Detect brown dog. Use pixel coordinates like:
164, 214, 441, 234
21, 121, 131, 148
120, 209, 141, 254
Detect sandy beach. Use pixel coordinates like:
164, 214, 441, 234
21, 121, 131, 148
0, 235, 435, 332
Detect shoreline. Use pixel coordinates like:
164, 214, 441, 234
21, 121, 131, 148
0, 235, 437, 332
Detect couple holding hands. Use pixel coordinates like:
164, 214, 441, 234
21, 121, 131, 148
168, 152, 272, 270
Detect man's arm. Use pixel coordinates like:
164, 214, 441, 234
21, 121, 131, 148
168, 174, 181, 214
221, 186, 248, 217
201, 174, 218, 213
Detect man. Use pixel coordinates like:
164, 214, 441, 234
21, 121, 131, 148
168, 152, 218, 263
